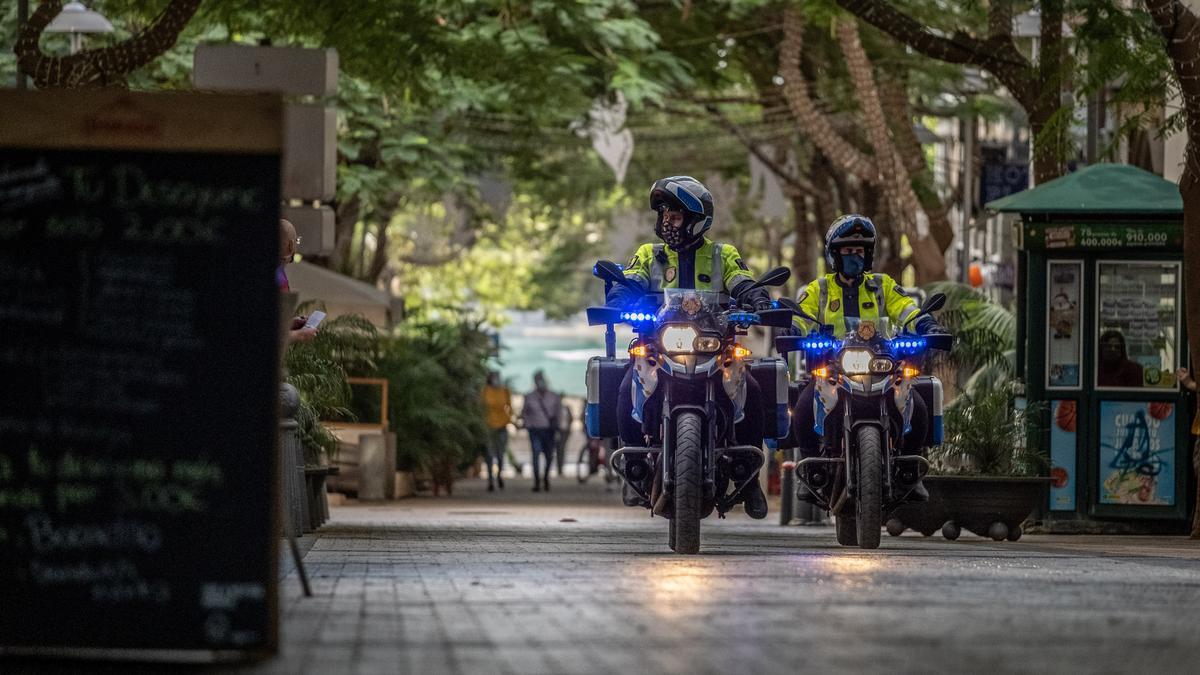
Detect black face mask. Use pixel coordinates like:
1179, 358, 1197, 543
658, 210, 688, 248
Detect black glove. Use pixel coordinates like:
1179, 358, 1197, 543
605, 278, 645, 308
915, 314, 943, 335
731, 279, 771, 311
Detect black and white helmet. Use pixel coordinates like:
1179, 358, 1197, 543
649, 175, 714, 249
824, 214, 877, 271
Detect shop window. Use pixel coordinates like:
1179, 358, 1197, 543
1095, 261, 1180, 389
1046, 261, 1082, 389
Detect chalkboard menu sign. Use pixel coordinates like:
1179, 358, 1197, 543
0, 91, 283, 658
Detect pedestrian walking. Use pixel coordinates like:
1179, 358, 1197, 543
521, 370, 561, 492
481, 371, 513, 492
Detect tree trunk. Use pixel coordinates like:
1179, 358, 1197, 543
1144, 0, 1200, 538
1182, 168, 1200, 538
836, 19, 946, 282
881, 77, 955, 252
835, 0, 1067, 185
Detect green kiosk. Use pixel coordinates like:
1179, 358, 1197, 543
988, 164, 1193, 531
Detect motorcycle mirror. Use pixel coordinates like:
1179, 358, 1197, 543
921, 293, 947, 315
903, 292, 948, 329
749, 266, 791, 290
775, 296, 819, 326
593, 260, 639, 290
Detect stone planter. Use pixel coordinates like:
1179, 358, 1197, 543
888, 476, 1050, 541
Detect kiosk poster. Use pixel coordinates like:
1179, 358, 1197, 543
1096, 262, 1180, 389
1098, 401, 1176, 506
1049, 401, 1077, 510
1047, 262, 1081, 388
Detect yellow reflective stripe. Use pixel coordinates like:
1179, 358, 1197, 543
817, 277, 828, 325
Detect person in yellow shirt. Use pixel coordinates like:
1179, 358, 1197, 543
482, 371, 513, 491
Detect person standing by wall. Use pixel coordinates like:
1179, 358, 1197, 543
521, 370, 561, 492
481, 371, 513, 492
1178, 367, 1199, 538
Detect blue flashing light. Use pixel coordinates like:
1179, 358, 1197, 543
771, 299, 781, 309
892, 337, 927, 352
621, 311, 655, 323
729, 312, 759, 325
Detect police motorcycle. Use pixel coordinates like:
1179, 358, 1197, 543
775, 293, 952, 549
585, 260, 794, 554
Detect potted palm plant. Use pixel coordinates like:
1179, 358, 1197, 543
887, 284, 1048, 541
889, 384, 1049, 541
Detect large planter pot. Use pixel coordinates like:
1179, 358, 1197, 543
889, 476, 1050, 542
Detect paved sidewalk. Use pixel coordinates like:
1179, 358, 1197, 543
7, 476, 1198, 674
244, 477, 1200, 675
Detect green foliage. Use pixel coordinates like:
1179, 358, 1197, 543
284, 309, 380, 462
375, 320, 492, 472
924, 282, 1016, 398
932, 385, 1048, 477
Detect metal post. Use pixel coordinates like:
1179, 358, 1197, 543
16, 0, 29, 89
960, 114, 975, 284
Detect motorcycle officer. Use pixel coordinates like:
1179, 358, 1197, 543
606, 175, 773, 519
791, 215, 942, 502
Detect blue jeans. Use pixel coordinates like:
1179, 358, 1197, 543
529, 428, 556, 482
485, 428, 507, 481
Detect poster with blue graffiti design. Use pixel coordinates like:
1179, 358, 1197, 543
1098, 401, 1175, 506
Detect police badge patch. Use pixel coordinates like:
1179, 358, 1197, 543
830, 299, 841, 312
665, 266, 677, 282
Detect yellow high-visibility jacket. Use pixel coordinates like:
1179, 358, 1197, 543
793, 272, 920, 335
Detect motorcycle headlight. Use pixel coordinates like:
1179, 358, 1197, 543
660, 325, 699, 354
840, 349, 873, 375
693, 336, 722, 353
869, 357, 894, 373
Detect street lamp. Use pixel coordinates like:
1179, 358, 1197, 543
44, 1, 114, 55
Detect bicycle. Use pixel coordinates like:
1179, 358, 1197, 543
576, 438, 619, 485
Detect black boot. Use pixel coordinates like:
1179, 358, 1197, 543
906, 479, 930, 502
742, 481, 768, 519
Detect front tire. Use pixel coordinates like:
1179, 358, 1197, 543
672, 412, 704, 554
854, 426, 883, 549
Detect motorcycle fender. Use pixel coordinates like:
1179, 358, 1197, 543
812, 376, 838, 437
721, 358, 747, 422
634, 354, 658, 399
893, 376, 914, 436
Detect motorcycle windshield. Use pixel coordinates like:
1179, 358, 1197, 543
658, 289, 722, 321
841, 316, 893, 341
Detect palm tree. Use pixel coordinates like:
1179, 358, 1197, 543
923, 282, 1016, 401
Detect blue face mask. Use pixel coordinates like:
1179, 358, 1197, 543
839, 253, 865, 277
